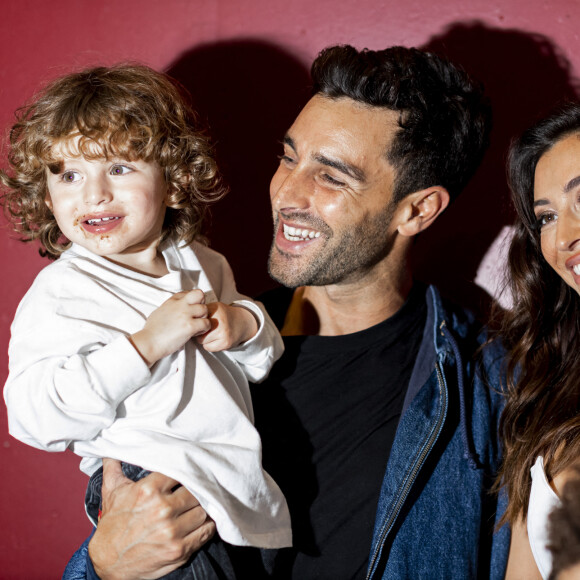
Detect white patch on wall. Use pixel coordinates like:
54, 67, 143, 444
474, 225, 514, 310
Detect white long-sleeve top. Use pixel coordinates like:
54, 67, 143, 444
4, 240, 291, 548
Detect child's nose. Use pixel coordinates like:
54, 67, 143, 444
83, 176, 112, 205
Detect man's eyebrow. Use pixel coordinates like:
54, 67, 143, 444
313, 153, 366, 182
282, 133, 366, 182
282, 135, 297, 152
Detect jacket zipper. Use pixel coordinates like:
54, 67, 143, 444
365, 361, 448, 579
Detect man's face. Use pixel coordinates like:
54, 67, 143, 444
268, 95, 400, 288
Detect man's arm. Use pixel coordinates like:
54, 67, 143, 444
88, 459, 215, 580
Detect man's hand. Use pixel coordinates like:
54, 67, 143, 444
88, 459, 215, 580
131, 290, 211, 367
196, 302, 259, 352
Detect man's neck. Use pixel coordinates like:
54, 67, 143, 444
281, 263, 414, 337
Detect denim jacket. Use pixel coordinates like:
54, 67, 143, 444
64, 284, 509, 580
365, 285, 510, 579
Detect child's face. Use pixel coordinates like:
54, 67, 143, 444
45, 140, 169, 269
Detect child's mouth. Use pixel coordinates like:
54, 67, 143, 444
86, 216, 120, 226
82, 215, 123, 234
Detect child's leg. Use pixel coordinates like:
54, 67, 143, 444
84, 464, 239, 579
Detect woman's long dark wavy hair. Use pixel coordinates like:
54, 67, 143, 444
497, 102, 580, 525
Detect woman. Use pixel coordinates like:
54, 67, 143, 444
499, 102, 580, 579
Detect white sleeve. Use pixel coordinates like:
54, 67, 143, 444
193, 243, 284, 383
4, 277, 150, 452
228, 298, 284, 383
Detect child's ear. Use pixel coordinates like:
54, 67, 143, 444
44, 192, 53, 212
396, 186, 450, 237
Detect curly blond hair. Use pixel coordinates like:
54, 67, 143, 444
0, 63, 225, 258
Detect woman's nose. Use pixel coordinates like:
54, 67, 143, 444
555, 206, 580, 251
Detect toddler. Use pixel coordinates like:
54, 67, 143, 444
1, 64, 291, 576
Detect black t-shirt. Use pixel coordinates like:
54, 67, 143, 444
248, 285, 427, 579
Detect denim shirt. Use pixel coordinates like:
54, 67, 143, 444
365, 286, 510, 579
64, 285, 510, 580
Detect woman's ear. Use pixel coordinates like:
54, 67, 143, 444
396, 186, 450, 237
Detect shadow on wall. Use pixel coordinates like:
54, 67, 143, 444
168, 30, 578, 314
415, 20, 579, 316
168, 40, 311, 298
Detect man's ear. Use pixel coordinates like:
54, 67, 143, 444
396, 186, 450, 237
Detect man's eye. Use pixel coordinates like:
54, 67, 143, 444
62, 171, 81, 183
322, 173, 345, 187
278, 154, 294, 165
110, 164, 131, 176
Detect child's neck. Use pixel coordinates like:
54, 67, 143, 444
105, 250, 169, 278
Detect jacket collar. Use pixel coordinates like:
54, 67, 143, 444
402, 285, 451, 415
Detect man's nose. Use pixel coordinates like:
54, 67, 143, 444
556, 206, 580, 251
83, 175, 113, 206
270, 165, 311, 212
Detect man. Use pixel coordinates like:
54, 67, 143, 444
70, 45, 509, 579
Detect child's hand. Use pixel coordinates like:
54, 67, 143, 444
130, 290, 210, 366
196, 302, 258, 353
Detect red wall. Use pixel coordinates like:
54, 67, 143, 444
1, 1, 579, 577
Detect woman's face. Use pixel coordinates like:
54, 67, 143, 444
533, 133, 580, 295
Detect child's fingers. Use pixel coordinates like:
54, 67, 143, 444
189, 318, 212, 338
195, 333, 224, 351
182, 289, 206, 305
187, 303, 209, 319
195, 319, 232, 351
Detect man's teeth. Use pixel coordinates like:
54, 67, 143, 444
573, 264, 580, 275
86, 217, 118, 225
283, 224, 321, 241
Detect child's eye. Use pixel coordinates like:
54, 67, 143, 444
62, 170, 81, 183
110, 164, 132, 176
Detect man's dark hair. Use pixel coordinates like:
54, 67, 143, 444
310, 45, 491, 203
548, 465, 580, 580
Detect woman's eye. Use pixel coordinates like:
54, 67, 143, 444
535, 212, 557, 229
110, 164, 131, 176
62, 170, 81, 183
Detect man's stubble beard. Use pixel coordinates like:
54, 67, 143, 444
268, 201, 397, 288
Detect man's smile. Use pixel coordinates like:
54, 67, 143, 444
283, 223, 322, 241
